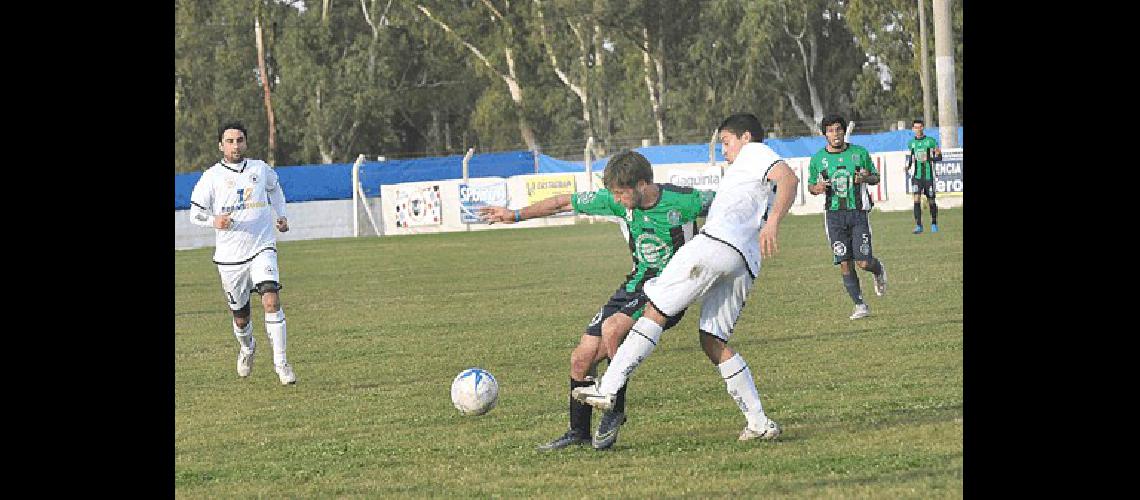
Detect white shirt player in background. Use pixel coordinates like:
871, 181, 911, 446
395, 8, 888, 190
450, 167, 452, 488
188, 122, 296, 385
573, 113, 799, 442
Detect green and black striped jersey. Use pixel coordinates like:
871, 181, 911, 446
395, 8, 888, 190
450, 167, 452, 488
808, 143, 877, 211
908, 135, 940, 180
571, 184, 714, 292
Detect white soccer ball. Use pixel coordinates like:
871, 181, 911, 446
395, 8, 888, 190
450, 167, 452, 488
450, 367, 499, 416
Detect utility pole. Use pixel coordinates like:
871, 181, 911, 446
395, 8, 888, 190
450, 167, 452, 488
932, 0, 958, 148
918, 0, 933, 128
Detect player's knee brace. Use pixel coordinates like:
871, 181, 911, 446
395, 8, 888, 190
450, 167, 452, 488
233, 301, 252, 322
255, 281, 282, 294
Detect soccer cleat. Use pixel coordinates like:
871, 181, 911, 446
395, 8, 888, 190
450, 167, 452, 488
571, 385, 616, 411
872, 262, 887, 297
912, 225, 923, 234
275, 363, 296, 385
738, 418, 781, 441
849, 303, 870, 320
237, 339, 255, 378
592, 411, 627, 450
536, 429, 590, 451
931, 224, 939, 233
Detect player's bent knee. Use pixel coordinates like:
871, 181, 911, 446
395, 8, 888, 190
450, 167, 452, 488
601, 316, 631, 340
570, 349, 594, 379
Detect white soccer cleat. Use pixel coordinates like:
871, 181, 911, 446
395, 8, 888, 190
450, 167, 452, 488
571, 385, 615, 411
849, 303, 870, 320
873, 262, 887, 297
738, 418, 781, 441
275, 363, 296, 385
237, 342, 255, 378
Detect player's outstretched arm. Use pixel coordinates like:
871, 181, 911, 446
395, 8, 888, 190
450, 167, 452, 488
759, 161, 799, 258
478, 194, 573, 224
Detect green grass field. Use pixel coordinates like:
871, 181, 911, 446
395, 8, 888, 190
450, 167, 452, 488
175, 207, 963, 498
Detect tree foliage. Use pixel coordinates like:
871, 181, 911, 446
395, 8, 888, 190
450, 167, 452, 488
174, 0, 964, 171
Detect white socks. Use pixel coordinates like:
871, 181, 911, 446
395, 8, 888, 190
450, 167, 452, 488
233, 320, 255, 353
718, 353, 766, 429
598, 317, 663, 394
265, 309, 288, 366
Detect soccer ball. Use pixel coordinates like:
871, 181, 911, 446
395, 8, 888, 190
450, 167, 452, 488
450, 367, 499, 416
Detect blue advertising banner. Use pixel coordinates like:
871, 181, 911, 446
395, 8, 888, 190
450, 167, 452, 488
458, 180, 509, 223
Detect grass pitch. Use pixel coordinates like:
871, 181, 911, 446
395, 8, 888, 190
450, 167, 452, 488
175, 208, 963, 498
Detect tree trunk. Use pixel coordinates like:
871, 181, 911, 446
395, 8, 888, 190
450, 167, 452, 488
315, 84, 333, 163
534, 0, 596, 156
642, 28, 665, 145
416, 3, 539, 152
591, 1, 611, 157
254, 13, 276, 166
503, 48, 539, 152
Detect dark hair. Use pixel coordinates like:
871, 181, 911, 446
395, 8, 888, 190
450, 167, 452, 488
218, 121, 248, 142
718, 113, 765, 142
603, 150, 654, 190
820, 114, 847, 135
913, 118, 924, 126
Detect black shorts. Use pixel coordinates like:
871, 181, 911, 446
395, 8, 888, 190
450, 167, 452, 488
585, 286, 685, 336
911, 178, 936, 198
825, 210, 874, 265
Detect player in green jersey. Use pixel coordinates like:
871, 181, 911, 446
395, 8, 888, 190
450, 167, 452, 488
478, 150, 714, 451
906, 119, 942, 234
808, 114, 888, 320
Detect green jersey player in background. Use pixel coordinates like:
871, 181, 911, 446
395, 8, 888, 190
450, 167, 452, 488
906, 119, 942, 234
479, 150, 714, 451
808, 114, 888, 320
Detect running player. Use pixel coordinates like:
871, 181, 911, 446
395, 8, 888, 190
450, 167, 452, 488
808, 114, 888, 320
188, 121, 296, 385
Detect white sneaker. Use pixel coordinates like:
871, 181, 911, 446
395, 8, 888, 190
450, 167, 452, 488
275, 363, 296, 385
571, 385, 615, 411
850, 303, 870, 320
237, 341, 255, 378
739, 418, 781, 441
873, 262, 887, 297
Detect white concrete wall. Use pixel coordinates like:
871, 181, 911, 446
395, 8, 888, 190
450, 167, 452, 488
175, 151, 962, 250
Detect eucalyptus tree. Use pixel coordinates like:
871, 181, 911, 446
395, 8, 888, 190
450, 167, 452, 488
413, 0, 542, 152
176, 0, 293, 171
744, 0, 866, 134
844, 0, 962, 126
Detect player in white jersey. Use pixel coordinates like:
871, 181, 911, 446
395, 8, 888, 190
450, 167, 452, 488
188, 122, 296, 385
573, 113, 798, 442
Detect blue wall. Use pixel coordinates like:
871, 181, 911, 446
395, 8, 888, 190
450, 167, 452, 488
175, 128, 962, 209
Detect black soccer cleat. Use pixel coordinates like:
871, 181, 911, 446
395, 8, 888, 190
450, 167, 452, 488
592, 411, 627, 450
537, 429, 590, 451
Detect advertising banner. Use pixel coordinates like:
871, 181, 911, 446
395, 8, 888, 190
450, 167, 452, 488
458, 180, 509, 223
665, 165, 722, 190
524, 174, 577, 205
393, 184, 443, 227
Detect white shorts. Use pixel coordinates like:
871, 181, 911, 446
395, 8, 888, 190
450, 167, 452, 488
643, 234, 755, 341
216, 249, 280, 311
